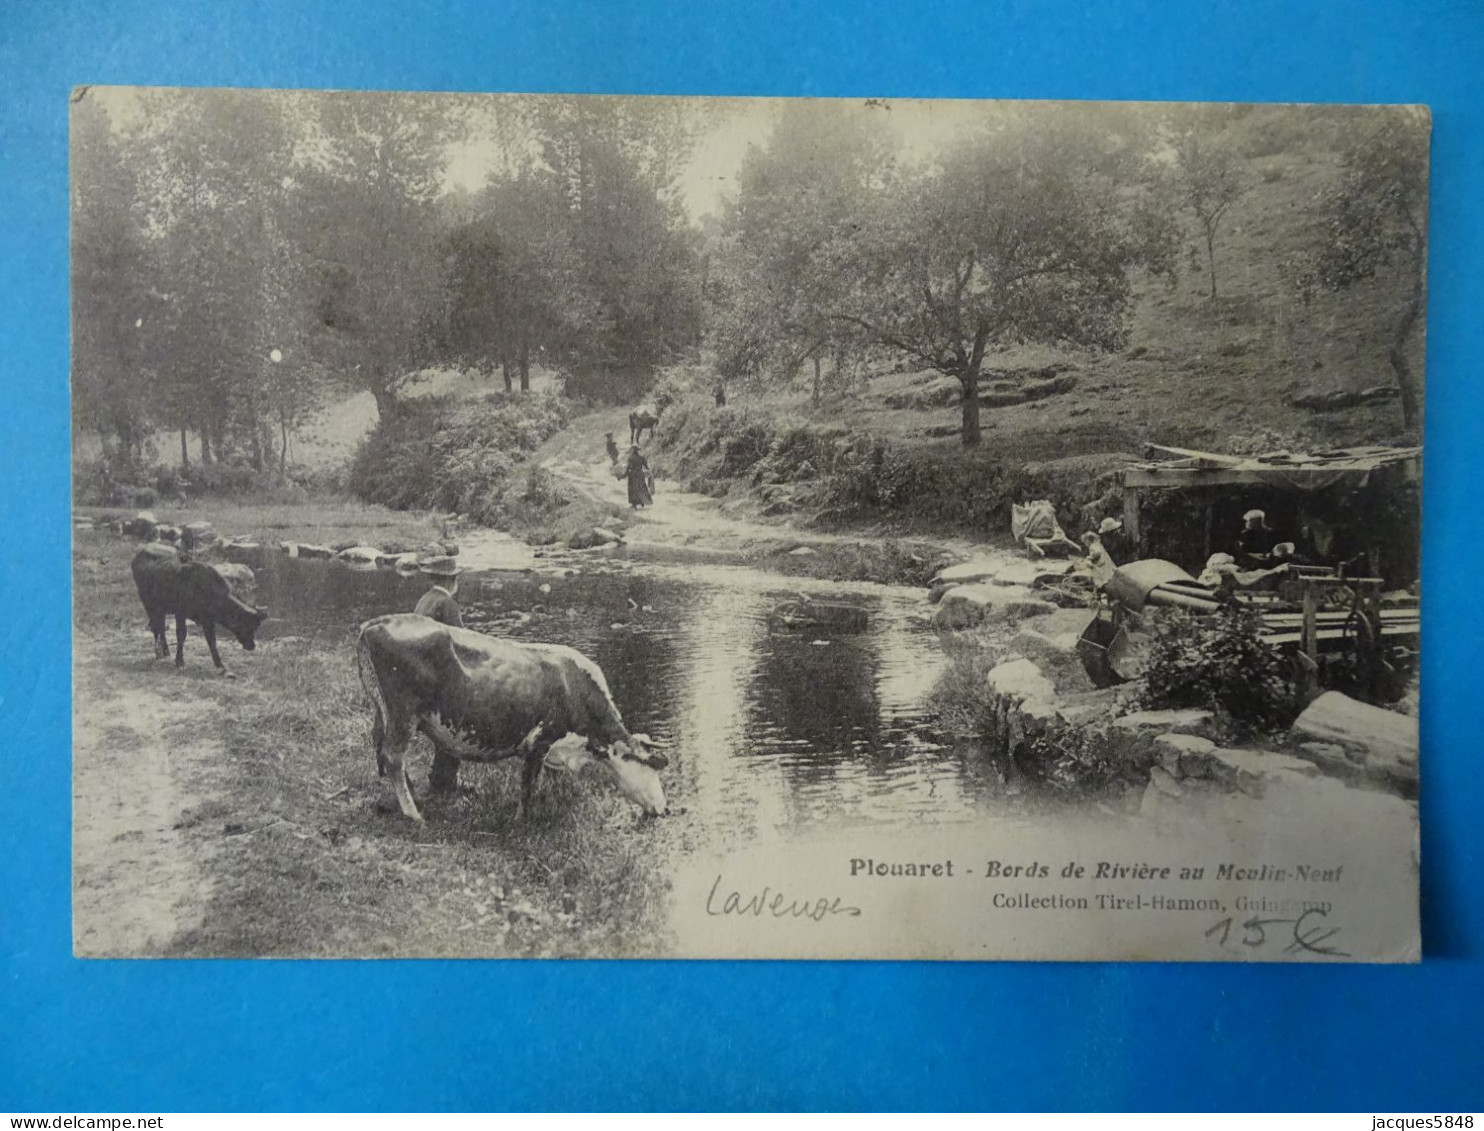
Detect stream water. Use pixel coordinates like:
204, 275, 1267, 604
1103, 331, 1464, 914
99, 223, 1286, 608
253, 546, 1037, 846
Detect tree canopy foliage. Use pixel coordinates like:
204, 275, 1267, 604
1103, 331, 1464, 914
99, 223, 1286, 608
71, 90, 1429, 474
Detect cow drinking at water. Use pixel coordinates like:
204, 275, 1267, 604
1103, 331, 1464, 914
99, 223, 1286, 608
130, 543, 268, 675
355, 613, 669, 823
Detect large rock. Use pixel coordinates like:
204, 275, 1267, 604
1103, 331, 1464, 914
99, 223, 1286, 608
221, 540, 266, 568
928, 557, 1047, 600
1055, 687, 1122, 727
987, 657, 1057, 706
1207, 747, 1323, 796
181, 521, 215, 549
123, 512, 158, 539
930, 583, 1057, 630
1295, 741, 1365, 782
1291, 691, 1418, 793
984, 659, 1061, 765
1110, 708, 1217, 739
1022, 372, 1079, 401
336, 545, 382, 569
1152, 733, 1217, 778
1004, 622, 1095, 695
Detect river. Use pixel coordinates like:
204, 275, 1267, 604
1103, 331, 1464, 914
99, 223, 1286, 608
252, 543, 1053, 854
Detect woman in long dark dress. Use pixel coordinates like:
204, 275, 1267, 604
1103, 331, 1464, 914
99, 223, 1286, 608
626, 445, 654, 508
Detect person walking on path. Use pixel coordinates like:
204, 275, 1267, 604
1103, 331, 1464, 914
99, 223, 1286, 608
626, 445, 654, 508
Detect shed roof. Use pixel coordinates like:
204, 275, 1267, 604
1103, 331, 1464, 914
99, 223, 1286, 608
1122, 444, 1422, 491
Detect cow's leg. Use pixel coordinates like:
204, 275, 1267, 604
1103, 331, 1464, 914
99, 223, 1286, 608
372, 707, 387, 778
427, 742, 461, 794
149, 614, 168, 659
202, 621, 230, 675
518, 725, 553, 819
174, 614, 188, 667
383, 716, 423, 822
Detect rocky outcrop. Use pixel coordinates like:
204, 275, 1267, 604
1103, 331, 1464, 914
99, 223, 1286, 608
335, 545, 382, 569
1291, 691, 1418, 795
927, 557, 1057, 603
220, 540, 266, 568
931, 583, 1058, 630
1139, 738, 1414, 827
181, 521, 216, 550
123, 511, 158, 539
984, 659, 1061, 765
1110, 708, 1218, 740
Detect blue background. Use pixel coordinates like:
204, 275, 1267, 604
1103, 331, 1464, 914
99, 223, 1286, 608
2, 0, 1481, 1112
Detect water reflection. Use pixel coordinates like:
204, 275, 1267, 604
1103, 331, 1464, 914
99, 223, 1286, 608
252, 552, 1014, 843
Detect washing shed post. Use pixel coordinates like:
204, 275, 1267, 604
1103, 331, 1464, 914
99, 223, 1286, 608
1121, 485, 1142, 555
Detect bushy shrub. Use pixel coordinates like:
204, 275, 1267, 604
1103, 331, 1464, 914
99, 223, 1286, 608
348, 393, 570, 519
1136, 605, 1299, 734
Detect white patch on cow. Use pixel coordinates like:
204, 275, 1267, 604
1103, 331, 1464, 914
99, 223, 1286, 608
606, 743, 667, 816
542, 733, 593, 774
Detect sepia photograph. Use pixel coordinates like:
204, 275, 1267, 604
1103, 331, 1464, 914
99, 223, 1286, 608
70, 88, 1426, 961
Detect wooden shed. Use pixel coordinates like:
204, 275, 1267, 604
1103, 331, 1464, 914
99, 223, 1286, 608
1119, 444, 1422, 582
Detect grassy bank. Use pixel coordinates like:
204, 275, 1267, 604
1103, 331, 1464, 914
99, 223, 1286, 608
646, 394, 1136, 541
74, 525, 683, 957
76, 497, 446, 551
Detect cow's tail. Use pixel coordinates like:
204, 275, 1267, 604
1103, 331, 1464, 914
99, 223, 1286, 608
355, 626, 389, 777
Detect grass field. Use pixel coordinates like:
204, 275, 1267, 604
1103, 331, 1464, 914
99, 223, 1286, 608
73, 526, 686, 958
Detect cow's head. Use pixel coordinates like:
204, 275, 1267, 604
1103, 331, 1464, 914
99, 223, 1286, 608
550, 734, 669, 816
227, 606, 269, 651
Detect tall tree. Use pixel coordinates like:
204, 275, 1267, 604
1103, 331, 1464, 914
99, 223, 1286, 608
71, 92, 155, 465
297, 92, 457, 420
528, 97, 706, 400
444, 169, 596, 391
1169, 112, 1250, 301
131, 87, 298, 465
709, 101, 887, 402
1309, 108, 1430, 430
839, 114, 1171, 446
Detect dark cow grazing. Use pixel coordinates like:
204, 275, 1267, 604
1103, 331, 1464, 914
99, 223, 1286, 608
628, 392, 673, 446
355, 613, 669, 823
130, 543, 268, 675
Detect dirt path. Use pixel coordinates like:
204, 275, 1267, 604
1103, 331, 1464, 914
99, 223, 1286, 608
72, 637, 219, 957
539, 412, 987, 561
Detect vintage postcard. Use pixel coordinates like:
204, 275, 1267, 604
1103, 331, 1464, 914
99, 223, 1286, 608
71, 88, 1425, 961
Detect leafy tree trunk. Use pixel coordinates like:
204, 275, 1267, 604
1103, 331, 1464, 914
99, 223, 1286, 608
519, 342, 530, 392
179, 427, 190, 471
960, 373, 982, 447
502, 359, 513, 393
371, 383, 399, 422
1390, 286, 1423, 428
958, 326, 989, 447
279, 410, 290, 476
198, 423, 213, 466
812, 354, 822, 406
248, 424, 264, 472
